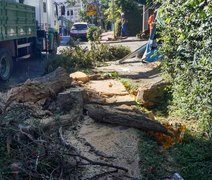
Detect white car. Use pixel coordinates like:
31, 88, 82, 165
70, 22, 89, 39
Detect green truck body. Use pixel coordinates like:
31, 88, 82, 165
0, 1, 36, 41
0, 0, 60, 81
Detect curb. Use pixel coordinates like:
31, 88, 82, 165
101, 39, 145, 44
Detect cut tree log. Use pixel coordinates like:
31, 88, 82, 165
136, 79, 169, 108
55, 87, 84, 113
41, 111, 83, 131
85, 104, 168, 134
4, 67, 72, 110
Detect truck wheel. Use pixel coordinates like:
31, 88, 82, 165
0, 49, 13, 81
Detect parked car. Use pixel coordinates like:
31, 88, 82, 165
70, 22, 89, 39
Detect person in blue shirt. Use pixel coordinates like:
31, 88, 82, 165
121, 13, 128, 37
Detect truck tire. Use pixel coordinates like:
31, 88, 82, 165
0, 49, 13, 81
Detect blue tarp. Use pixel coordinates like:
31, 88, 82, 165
142, 14, 162, 63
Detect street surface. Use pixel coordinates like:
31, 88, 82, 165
79, 41, 146, 52
58, 36, 146, 52
0, 36, 145, 91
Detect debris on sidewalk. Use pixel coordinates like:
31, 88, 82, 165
0, 64, 183, 179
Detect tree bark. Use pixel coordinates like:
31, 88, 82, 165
85, 104, 168, 134
4, 67, 72, 110
41, 112, 83, 132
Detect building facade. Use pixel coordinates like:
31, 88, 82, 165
55, 0, 83, 23
67, 0, 83, 23
55, 0, 84, 35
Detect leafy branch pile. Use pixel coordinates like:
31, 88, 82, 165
87, 26, 102, 41
45, 42, 131, 73
0, 114, 127, 179
158, 0, 212, 136
0, 68, 131, 179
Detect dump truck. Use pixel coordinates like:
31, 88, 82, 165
0, 0, 60, 81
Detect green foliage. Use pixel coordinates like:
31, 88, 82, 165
157, 0, 212, 135
169, 133, 212, 179
104, 1, 122, 22
45, 42, 131, 73
125, 8, 142, 36
105, 0, 142, 35
66, 0, 76, 7
115, 19, 121, 37
116, 0, 137, 10
108, 45, 131, 60
138, 130, 212, 179
87, 26, 101, 41
79, 10, 90, 23
102, 71, 120, 79
120, 79, 139, 95
138, 132, 176, 179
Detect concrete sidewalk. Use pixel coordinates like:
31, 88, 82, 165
100, 31, 143, 44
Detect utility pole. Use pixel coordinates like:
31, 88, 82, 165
143, 4, 145, 32
96, 0, 102, 27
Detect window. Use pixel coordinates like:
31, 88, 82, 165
72, 24, 88, 30
61, 5, 65, 16
43, 2, 47, 13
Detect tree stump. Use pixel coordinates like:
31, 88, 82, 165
4, 67, 72, 110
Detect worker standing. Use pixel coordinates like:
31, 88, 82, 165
121, 13, 128, 37
148, 13, 155, 35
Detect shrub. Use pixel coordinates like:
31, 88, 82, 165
108, 45, 131, 60
157, 0, 212, 135
87, 26, 101, 41
45, 42, 131, 73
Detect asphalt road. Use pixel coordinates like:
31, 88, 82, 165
58, 36, 147, 52
106, 41, 147, 52
78, 41, 146, 52
0, 57, 45, 91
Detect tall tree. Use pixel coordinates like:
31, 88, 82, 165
66, 0, 76, 7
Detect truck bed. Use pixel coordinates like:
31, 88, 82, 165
0, 0, 36, 41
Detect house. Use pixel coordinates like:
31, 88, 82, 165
67, 0, 83, 23
55, 0, 83, 35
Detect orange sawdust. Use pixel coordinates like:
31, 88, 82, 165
149, 123, 186, 149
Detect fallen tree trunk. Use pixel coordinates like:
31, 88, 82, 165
4, 67, 72, 110
85, 104, 168, 134
42, 111, 83, 132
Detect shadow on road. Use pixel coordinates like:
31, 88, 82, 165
0, 57, 46, 91
120, 67, 161, 80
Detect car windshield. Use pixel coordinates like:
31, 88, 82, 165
72, 24, 87, 30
